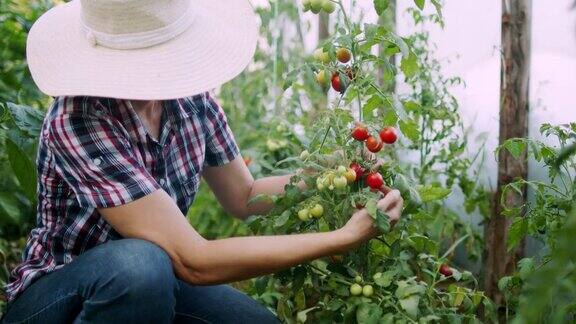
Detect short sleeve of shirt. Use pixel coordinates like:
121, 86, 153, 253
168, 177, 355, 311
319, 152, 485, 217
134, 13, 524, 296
202, 94, 239, 167
46, 104, 160, 208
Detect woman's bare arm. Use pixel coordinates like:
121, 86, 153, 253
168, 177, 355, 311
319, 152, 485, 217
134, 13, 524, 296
98, 188, 403, 285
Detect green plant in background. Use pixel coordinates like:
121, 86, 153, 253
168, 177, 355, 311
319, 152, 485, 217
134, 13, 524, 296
497, 123, 576, 323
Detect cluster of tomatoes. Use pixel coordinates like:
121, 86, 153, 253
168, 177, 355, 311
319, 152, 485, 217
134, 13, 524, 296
302, 0, 335, 14
349, 275, 374, 297
313, 46, 354, 94
351, 124, 397, 153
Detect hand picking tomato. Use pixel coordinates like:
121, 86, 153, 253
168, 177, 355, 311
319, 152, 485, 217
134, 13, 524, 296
351, 125, 369, 141
331, 73, 346, 93
366, 172, 384, 189
349, 163, 364, 181
336, 48, 351, 63
379, 127, 398, 144
439, 264, 453, 277
365, 136, 383, 153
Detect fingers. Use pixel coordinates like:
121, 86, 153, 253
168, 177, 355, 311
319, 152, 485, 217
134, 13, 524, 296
376, 189, 402, 210
380, 185, 392, 194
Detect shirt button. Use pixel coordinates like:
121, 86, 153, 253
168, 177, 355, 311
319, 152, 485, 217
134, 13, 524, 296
159, 178, 166, 186
93, 158, 102, 166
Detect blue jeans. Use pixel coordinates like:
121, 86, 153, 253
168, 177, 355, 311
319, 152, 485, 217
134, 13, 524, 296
2, 239, 279, 324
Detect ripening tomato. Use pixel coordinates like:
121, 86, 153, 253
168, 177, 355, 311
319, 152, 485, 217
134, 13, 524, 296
331, 73, 346, 93
315, 70, 327, 85
350, 163, 364, 181
351, 125, 369, 141
336, 48, 351, 63
439, 264, 453, 277
243, 156, 252, 166
366, 172, 384, 189
344, 168, 357, 183
365, 136, 383, 153
379, 127, 398, 144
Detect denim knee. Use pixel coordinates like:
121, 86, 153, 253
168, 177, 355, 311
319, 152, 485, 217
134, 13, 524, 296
91, 239, 177, 298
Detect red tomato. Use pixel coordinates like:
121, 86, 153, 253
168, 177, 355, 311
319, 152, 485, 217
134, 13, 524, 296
439, 264, 453, 277
365, 136, 383, 153
379, 127, 398, 144
366, 172, 384, 189
331, 73, 346, 93
243, 156, 252, 166
351, 126, 369, 141
349, 163, 364, 181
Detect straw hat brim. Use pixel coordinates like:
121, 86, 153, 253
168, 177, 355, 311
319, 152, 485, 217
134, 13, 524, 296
27, 0, 258, 100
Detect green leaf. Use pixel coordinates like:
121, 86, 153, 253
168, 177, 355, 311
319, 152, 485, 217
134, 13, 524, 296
414, 0, 425, 10
373, 270, 396, 287
373, 0, 389, 15
398, 119, 420, 142
417, 184, 451, 202
356, 302, 382, 324
400, 295, 420, 318
6, 137, 37, 202
517, 258, 535, 280
400, 53, 419, 78
502, 139, 527, 160
507, 217, 528, 251
0, 191, 21, 224
375, 209, 391, 233
7, 102, 44, 137
363, 95, 382, 117
274, 210, 290, 228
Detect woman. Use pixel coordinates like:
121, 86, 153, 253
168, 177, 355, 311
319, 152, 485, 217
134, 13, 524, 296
2, 0, 404, 323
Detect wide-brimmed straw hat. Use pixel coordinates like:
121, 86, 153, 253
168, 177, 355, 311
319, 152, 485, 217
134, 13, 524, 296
27, 0, 258, 100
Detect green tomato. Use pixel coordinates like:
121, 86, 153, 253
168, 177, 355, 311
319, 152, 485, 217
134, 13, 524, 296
372, 272, 382, 280
298, 208, 310, 221
316, 177, 326, 191
354, 275, 362, 283
310, 0, 323, 13
266, 139, 279, 151
333, 175, 347, 189
350, 283, 363, 296
310, 204, 324, 218
300, 150, 310, 160
302, 0, 311, 11
362, 285, 374, 297
336, 165, 347, 174
322, 0, 335, 13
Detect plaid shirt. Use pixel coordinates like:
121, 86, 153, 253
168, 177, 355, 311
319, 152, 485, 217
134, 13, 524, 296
5, 93, 239, 302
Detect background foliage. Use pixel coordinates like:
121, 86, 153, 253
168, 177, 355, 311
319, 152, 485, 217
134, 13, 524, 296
0, 0, 574, 322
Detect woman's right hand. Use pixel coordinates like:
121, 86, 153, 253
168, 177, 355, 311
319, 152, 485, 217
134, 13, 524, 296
341, 188, 404, 246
